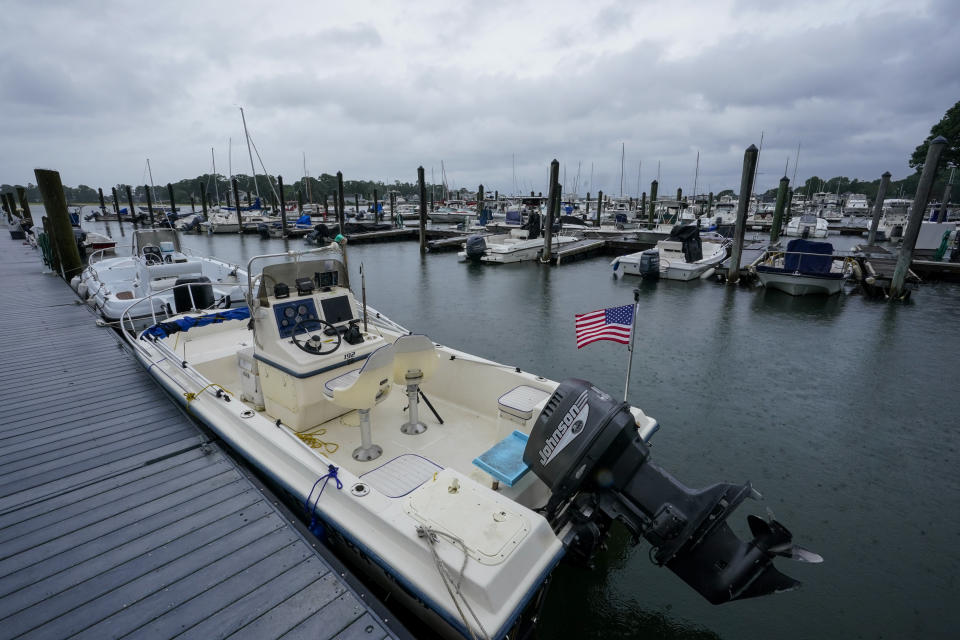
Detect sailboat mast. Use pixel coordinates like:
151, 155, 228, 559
636, 161, 641, 199
692, 151, 699, 202
146, 158, 160, 205
792, 141, 801, 187
303, 152, 313, 205
620, 142, 625, 198
211, 147, 221, 206
239, 107, 261, 203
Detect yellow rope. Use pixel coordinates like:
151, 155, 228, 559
295, 429, 339, 454
183, 383, 234, 410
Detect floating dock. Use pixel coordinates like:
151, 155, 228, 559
0, 232, 410, 640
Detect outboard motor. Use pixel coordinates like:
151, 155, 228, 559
638, 248, 660, 280
524, 379, 820, 605
465, 234, 487, 261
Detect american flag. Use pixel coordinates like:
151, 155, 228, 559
575, 304, 634, 349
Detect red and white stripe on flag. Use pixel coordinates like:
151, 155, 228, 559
574, 304, 633, 349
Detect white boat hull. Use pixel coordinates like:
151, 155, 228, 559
756, 270, 846, 295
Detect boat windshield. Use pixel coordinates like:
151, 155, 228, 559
249, 245, 348, 304
800, 214, 817, 223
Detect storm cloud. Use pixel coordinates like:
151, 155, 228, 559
0, 0, 956, 195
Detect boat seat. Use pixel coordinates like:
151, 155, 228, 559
322, 344, 395, 461
473, 430, 530, 487
498, 385, 551, 422
392, 334, 439, 435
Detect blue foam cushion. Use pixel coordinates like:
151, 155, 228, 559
472, 431, 530, 487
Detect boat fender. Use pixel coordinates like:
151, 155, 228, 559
700, 267, 715, 280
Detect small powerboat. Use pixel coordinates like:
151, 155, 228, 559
755, 238, 851, 295
612, 224, 729, 280
126, 242, 819, 639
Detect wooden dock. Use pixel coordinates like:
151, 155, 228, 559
0, 231, 410, 640
717, 242, 767, 281
553, 238, 607, 264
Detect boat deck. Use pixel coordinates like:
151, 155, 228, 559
0, 230, 410, 640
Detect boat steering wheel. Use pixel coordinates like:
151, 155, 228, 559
291, 319, 341, 355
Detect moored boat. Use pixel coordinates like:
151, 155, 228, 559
755, 238, 851, 295
125, 243, 819, 639
612, 224, 729, 280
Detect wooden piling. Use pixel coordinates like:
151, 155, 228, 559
190, 195, 195, 213
476, 184, 484, 223
769, 175, 790, 244
246, 190, 252, 209
891, 136, 947, 298
144, 186, 155, 227
200, 182, 209, 222
390, 192, 396, 222
543, 159, 560, 263
167, 183, 176, 226
2, 193, 13, 224
373, 189, 379, 222
125, 185, 138, 229
867, 171, 891, 246
938, 167, 954, 223
707, 191, 713, 217
111, 187, 125, 236
585, 192, 591, 220
34, 169, 83, 280
336, 171, 346, 235
98, 188, 112, 238
676, 187, 682, 202
279, 175, 288, 238
595, 190, 603, 228
232, 178, 242, 234
16, 186, 32, 225
418, 166, 427, 254
727, 145, 759, 285
648, 180, 658, 225
323, 193, 329, 221
640, 192, 647, 223
354, 194, 360, 219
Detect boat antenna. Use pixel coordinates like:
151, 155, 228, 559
752, 130, 764, 205
360, 262, 368, 333
146, 158, 160, 206
636, 161, 642, 200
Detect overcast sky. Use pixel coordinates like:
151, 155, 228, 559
1, 0, 957, 197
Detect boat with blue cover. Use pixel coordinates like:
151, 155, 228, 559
755, 238, 851, 295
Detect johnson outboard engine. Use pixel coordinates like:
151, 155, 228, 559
524, 379, 820, 604
464, 234, 487, 261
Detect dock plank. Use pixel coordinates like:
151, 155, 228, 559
0, 227, 409, 639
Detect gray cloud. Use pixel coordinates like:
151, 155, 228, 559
0, 0, 956, 196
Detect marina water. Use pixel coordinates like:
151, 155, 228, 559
80, 216, 960, 639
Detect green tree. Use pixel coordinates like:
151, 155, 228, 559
910, 100, 959, 172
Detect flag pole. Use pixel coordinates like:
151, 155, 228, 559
624, 287, 641, 401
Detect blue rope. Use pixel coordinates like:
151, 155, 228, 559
303, 464, 342, 537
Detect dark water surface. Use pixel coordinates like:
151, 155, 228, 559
85, 216, 960, 639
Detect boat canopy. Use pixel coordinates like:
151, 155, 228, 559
784, 238, 834, 274
668, 223, 703, 263
142, 307, 250, 340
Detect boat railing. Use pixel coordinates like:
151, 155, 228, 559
87, 248, 113, 266
762, 249, 856, 274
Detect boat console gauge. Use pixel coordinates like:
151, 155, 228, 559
273, 299, 319, 338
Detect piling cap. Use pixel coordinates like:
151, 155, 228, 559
882, 171, 892, 178
747, 144, 758, 152
931, 135, 948, 145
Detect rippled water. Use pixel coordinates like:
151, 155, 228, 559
77, 212, 960, 639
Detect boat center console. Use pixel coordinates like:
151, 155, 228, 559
252, 264, 386, 431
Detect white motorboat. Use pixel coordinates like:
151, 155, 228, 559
71, 228, 247, 325
784, 213, 829, 238
82, 230, 116, 253
844, 194, 870, 216
755, 238, 851, 295
125, 243, 816, 639
612, 225, 729, 280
